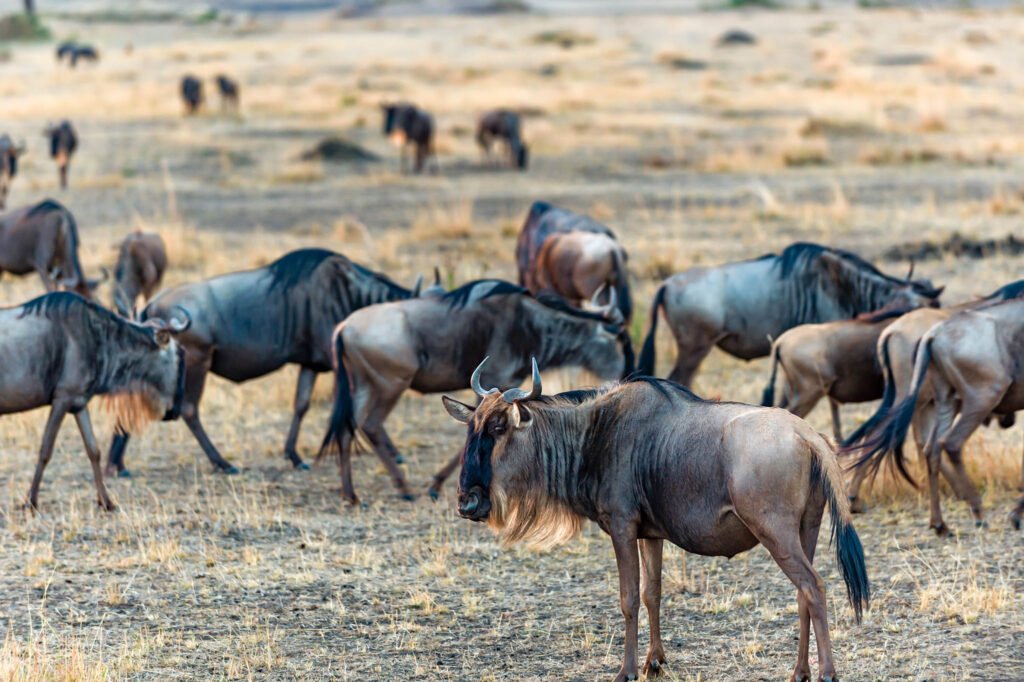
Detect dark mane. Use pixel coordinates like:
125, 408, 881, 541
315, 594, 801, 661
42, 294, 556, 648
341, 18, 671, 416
351, 261, 413, 299
266, 248, 338, 292
443, 280, 529, 309
774, 242, 895, 282
19, 291, 156, 347
27, 198, 66, 220
855, 305, 914, 324
985, 279, 1024, 302
626, 375, 707, 403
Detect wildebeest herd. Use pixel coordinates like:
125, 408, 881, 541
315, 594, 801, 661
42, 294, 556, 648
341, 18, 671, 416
0, 45, 1019, 682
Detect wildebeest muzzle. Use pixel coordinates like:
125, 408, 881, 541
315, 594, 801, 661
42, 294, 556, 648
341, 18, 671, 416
458, 485, 491, 521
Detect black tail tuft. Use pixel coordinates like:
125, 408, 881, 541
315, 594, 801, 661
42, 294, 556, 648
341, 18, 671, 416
611, 249, 633, 324
813, 456, 870, 623
637, 284, 666, 377
761, 345, 781, 407
318, 331, 356, 459
842, 334, 896, 448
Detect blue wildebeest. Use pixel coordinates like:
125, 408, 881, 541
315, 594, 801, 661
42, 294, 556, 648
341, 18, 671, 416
0, 292, 188, 510
181, 75, 203, 115
476, 109, 528, 169
638, 242, 943, 386
215, 74, 240, 112
113, 231, 167, 317
516, 201, 632, 323
381, 102, 435, 173
0, 134, 25, 210
107, 248, 426, 477
317, 279, 634, 504
45, 120, 78, 189
444, 362, 869, 682
844, 296, 1024, 534
0, 199, 106, 298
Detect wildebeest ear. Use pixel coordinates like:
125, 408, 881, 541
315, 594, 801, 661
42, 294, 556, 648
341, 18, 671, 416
442, 396, 474, 423
510, 402, 532, 429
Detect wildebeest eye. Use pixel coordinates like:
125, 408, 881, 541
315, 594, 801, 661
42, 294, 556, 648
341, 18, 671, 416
491, 421, 507, 436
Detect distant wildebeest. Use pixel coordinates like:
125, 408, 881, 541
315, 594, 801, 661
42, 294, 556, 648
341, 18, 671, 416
638, 242, 943, 386
215, 74, 240, 112
476, 109, 528, 169
443, 362, 869, 682
845, 297, 1024, 534
0, 292, 188, 510
0, 134, 25, 210
70, 44, 99, 67
45, 120, 78, 189
381, 102, 435, 173
56, 40, 77, 63
516, 201, 632, 322
107, 248, 427, 477
317, 279, 634, 504
113, 231, 167, 317
0, 199, 105, 298
181, 75, 203, 115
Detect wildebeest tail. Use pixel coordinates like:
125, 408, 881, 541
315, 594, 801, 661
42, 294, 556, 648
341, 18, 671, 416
611, 248, 633, 323
808, 434, 870, 623
637, 283, 666, 376
841, 332, 897, 448
760, 343, 782, 407
318, 329, 356, 458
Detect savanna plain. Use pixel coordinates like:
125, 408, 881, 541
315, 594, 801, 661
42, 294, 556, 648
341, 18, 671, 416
0, 3, 1021, 680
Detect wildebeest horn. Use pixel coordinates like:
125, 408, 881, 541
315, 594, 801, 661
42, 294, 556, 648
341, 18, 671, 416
906, 259, 915, 281
433, 266, 441, 286
471, 357, 499, 397
412, 274, 423, 297
168, 305, 192, 333
590, 285, 618, 318
502, 357, 542, 403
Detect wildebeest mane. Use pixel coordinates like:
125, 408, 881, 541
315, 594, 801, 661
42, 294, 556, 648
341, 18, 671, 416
19, 291, 156, 347
984, 278, 1024, 302
265, 248, 338, 292
772, 242, 889, 281
350, 260, 412, 299
443, 280, 528, 309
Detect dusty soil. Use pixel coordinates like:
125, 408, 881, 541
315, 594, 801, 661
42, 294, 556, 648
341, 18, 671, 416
0, 4, 1021, 681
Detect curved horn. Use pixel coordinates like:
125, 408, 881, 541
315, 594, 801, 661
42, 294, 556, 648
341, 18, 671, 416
412, 274, 423, 297
471, 357, 499, 397
502, 357, 542, 403
590, 285, 617, 317
168, 305, 192, 333
589, 283, 608, 308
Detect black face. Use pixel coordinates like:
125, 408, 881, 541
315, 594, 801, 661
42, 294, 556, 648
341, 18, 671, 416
162, 346, 187, 421
457, 413, 507, 521
382, 106, 398, 135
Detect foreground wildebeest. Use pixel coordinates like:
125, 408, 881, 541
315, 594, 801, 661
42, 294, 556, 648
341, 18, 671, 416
215, 74, 240, 112
476, 109, 528, 169
0, 292, 188, 510
181, 75, 203, 115
845, 297, 1024, 534
381, 102, 435, 173
443, 362, 869, 682
0, 199, 105, 298
0, 134, 25, 209
516, 201, 632, 322
638, 242, 943, 386
107, 248, 425, 476
45, 120, 78, 189
113, 231, 167, 317
318, 279, 634, 503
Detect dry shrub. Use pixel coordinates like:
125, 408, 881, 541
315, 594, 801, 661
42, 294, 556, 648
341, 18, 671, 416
0, 634, 108, 682
779, 139, 830, 167
858, 144, 943, 166
410, 199, 475, 241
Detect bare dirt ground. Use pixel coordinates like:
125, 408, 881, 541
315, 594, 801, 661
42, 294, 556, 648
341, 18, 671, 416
0, 4, 1022, 680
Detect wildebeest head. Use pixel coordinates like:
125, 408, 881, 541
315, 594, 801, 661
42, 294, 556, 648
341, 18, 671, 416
138, 308, 191, 423
536, 287, 633, 379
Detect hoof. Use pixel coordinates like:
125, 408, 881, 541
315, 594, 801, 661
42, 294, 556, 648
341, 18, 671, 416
294, 462, 311, 471
642, 657, 666, 677
931, 522, 950, 537
400, 492, 415, 502
427, 487, 439, 502
116, 469, 133, 479
1010, 512, 1021, 531
848, 496, 867, 514
99, 500, 117, 512
613, 673, 638, 682
974, 518, 988, 529
343, 495, 361, 507
791, 675, 811, 682
221, 465, 240, 475
394, 454, 405, 464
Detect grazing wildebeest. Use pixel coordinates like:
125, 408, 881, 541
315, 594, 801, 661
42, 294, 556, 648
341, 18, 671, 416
638, 242, 943, 386
0, 199, 105, 298
0, 134, 25, 210
181, 75, 203, 115
45, 120, 78, 189
443, 362, 869, 682
106, 248, 425, 477
476, 109, 528, 169
0, 292, 188, 510
516, 201, 632, 322
317, 280, 634, 504
845, 297, 1024, 534
381, 102, 435, 173
113, 231, 167, 317
56, 40, 77, 63
215, 74, 240, 111
69, 44, 99, 67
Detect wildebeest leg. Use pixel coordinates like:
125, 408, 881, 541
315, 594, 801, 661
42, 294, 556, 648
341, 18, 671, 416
1010, 493, 1024, 530
26, 405, 67, 511
639, 538, 666, 677
399, 144, 408, 173
924, 393, 960, 536
106, 429, 131, 477
282, 366, 316, 470
74, 409, 116, 511
428, 452, 461, 500
668, 341, 712, 388
181, 360, 239, 474
791, 501, 825, 682
937, 395, 1000, 528
610, 521, 641, 682
414, 142, 427, 174
828, 399, 843, 442
357, 388, 413, 500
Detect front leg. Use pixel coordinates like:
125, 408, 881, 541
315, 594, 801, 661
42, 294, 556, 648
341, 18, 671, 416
283, 366, 316, 469
610, 520, 640, 682
639, 538, 666, 676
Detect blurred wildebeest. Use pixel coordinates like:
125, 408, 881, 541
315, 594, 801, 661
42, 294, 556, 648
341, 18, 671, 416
215, 74, 240, 112
0, 199, 106, 298
444, 363, 869, 682
113, 231, 167, 317
0, 292, 188, 510
107, 248, 427, 477
638, 242, 943, 386
0, 134, 25, 209
516, 201, 632, 322
476, 109, 528, 169
45, 120, 77, 189
381, 102, 435, 173
181, 75, 203, 115
317, 279, 634, 504
55, 40, 77, 62
70, 44, 99, 67
846, 297, 1024, 534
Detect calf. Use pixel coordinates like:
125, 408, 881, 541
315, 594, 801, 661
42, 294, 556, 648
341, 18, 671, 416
113, 231, 167, 317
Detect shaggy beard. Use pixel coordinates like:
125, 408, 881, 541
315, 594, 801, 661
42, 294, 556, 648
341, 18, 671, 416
488, 481, 583, 552
100, 384, 163, 434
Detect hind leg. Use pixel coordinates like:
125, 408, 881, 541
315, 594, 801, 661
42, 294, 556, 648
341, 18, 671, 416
639, 539, 666, 676
667, 341, 712, 388
829, 399, 843, 443
181, 355, 238, 474
353, 382, 413, 500
428, 452, 461, 499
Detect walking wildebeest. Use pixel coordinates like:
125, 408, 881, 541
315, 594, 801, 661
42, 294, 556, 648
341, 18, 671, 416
381, 103, 435, 173
181, 75, 203, 115
113, 231, 167, 317
516, 201, 632, 322
443, 362, 869, 682
638, 242, 943, 386
69, 44, 99, 67
0, 199, 105, 298
317, 279, 634, 504
0, 292, 188, 510
215, 75, 240, 112
476, 109, 528, 169
45, 120, 78, 189
0, 134, 25, 210
106, 248, 426, 477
